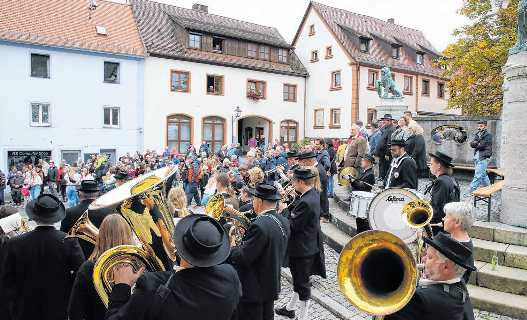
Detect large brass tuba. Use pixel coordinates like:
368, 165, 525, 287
205, 193, 251, 246
88, 165, 178, 307
337, 230, 419, 319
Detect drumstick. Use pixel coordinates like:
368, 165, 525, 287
348, 177, 381, 191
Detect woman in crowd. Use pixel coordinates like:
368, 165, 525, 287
391, 116, 410, 141
325, 139, 337, 198
215, 172, 239, 210
65, 166, 82, 208
167, 187, 192, 221
202, 169, 218, 207
247, 166, 265, 187
406, 122, 428, 177
29, 169, 42, 200
68, 214, 136, 320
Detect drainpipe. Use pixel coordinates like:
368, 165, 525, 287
303, 77, 307, 140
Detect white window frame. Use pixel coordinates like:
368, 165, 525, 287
103, 106, 120, 128
103, 61, 120, 84
30, 53, 50, 78
416, 53, 424, 65
30, 102, 51, 127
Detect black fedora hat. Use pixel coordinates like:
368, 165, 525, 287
423, 232, 477, 271
389, 139, 406, 147
173, 214, 230, 268
26, 194, 66, 224
285, 151, 298, 159
297, 151, 317, 160
363, 153, 377, 164
114, 170, 133, 180
381, 114, 393, 120
429, 151, 455, 168
292, 168, 317, 180
249, 183, 283, 201
76, 180, 102, 192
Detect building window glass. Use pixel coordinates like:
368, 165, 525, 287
359, 39, 370, 53
331, 71, 341, 89
104, 61, 119, 83
31, 103, 50, 126
278, 49, 289, 63
325, 46, 332, 58
31, 53, 50, 78
330, 108, 340, 128
212, 37, 224, 53
368, 70, 379, 88
207, 75, 224, 95
438, 82, 445, 98
367, 108, 376, 127
203, 116, 225, 154
167, 114, 192, 154
311, 50, 318, 62
171, 70, 190, 92
283, 84, 297, 102
247, 80, 266, 99
103, 107, 120, 127
248, 43, 258, 58
314, 109, 324, 128
404, 76, 413, 94
417, 53, 424, 65
189, 33, 201, 49
391, 45, 400, 59
259, 46, 270, 60
309, 24, 315, 36
280, 120, 298, 144
422, 79, 430, 96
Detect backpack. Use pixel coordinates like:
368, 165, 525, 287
446, 175, 461, 202
188, 166, 202, 182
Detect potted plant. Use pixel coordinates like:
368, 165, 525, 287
246, 90, 263, 102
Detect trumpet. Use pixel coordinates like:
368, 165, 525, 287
274, 180, 296, 205
205, 193, 251, 246
265, 163, 287, 175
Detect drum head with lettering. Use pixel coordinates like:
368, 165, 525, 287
368, 189, 421, 243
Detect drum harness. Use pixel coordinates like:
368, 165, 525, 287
385, 153, 411, 188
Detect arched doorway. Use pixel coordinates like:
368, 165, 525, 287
235, 115, 273, 152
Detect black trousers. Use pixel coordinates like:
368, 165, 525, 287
379, 156, 391, 180
11, 188, 21, 204
356, 218, 371, 234
237, 300, 274, 320
289, 255, 315, 301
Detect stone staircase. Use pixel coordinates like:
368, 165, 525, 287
323, 182, 527, 320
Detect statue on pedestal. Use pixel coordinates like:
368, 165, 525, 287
509, 0, 527, 54
375, 67, 404, 99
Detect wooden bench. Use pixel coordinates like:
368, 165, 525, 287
453, 165, 505, 184
471, 180, 505, 222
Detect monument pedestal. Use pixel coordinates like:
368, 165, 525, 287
375, 98, 408, 119
500, 50, 527, 228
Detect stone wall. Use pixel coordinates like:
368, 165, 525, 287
416, 115, 502, 168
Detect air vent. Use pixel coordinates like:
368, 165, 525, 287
96, 25, 107, 35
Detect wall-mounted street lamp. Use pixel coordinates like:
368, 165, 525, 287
232, 106, 242, 144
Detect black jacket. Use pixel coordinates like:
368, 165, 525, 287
351, 167, 375, 192
375, 123, 396, 158
405, 134, 427, 171
48, 166, 59, 182
470, 129, 492, 160
316, 162, 329, 217
69, 260, 105, 320
61, 199, 116, 260
327, 147, 337, 176
0, 226, 85, 320
106, 265, 241, 320
430, 174, 460, 224
229, 210, 290, 302
284, 188, 320, 257
385, 281, 474, 320
386, 154, 418, 189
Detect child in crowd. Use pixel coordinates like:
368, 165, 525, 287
442, 201, 477, 283
21, 179, 31, 208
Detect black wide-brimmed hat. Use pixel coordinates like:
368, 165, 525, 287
297, 151, 317, 160
26, 194, 66, 224
285, 151, 298, 159
248, 183, 283, 201
429, 151, 455, 168
389, 139, 406, 147
363, 153, 377, 164
173, 214, 230, 268
76, 180, 102, 192
114, 170, 133, 180
292, 168, 317, 180
423, 232, 477, 271
381, 114, 393, 120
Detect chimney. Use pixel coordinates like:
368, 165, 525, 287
387, 18, 394, 24
192, 4, 208, 13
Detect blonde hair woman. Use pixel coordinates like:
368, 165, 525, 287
168, 187, 192, 218
248, 167, 265, 186
305, 166, 322, 193
406, 122, 427, 175
215, 173, 239, 210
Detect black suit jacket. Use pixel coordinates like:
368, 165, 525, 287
387, 154, 418, 189
68, 260, 105, 320
351, 167, 375, 192
315, 162, 329, 217
385, 281, 474, 320
0, 226, 85, 320
61, 199, 116, 260
106, 265, 241, 320
375, 123, 396, 158
470, 129, 492, 160
284, 188, 320, 257
405, 134, 427, 171
430, 174, 460, 224
229, 210, 290, 302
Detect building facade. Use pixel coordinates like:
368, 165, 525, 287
0, 0, 146, 171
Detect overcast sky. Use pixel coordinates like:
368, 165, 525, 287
154, 0, 470, 52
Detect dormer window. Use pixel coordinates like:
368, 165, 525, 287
278, 49, 289, 63
212, 37, 224, 53
391, 45, 400, 59
416, 52, 424, 65
359, 38, 370, 53
189, 32, 201, 50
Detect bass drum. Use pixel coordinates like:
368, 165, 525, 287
367, 188, 423, 244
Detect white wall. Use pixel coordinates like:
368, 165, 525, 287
142, 57, 306, 153
0, 42, 144, 170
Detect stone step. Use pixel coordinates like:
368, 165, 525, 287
469, 261, 527, 296
470, 221, 527, 247
328, 200, 356, 238
320, 221, 352, 254
473, 238, 527, 270
467, 284, 527, 320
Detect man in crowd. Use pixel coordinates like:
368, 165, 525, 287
369, 120, 381, 178
375, 114, 396, 181
343, 125, 366, 170
229, 184, 290, 320
106, 215, 241, 320
385, 140, 417, 190
183, 155, 202, 208
465, 120, 493, 196
301, 151, 329, 223
48, 159, 59, 197
0, 168, 5, 205
355, 120, 369, 140
0, 194, 85, 320
385, 232, 476, 320
313, 138, 331, 171
275, 145, 289, 171
10, 171, 24, 206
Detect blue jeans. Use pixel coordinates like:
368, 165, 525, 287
202, 194, 213, 207
30, 185, 41, 200
66, 186, 78, 208
186, 182, 202, 206
470, 158, 491, 191
327, 175, 335, 196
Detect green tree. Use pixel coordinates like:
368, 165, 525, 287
437, 0, 518, 115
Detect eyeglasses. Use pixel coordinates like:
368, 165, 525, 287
390, 147, 400, 152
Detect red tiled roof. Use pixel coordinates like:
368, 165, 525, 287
296, 2, 445, 78
0, 0, 146, 56
130, 0, 308, 77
